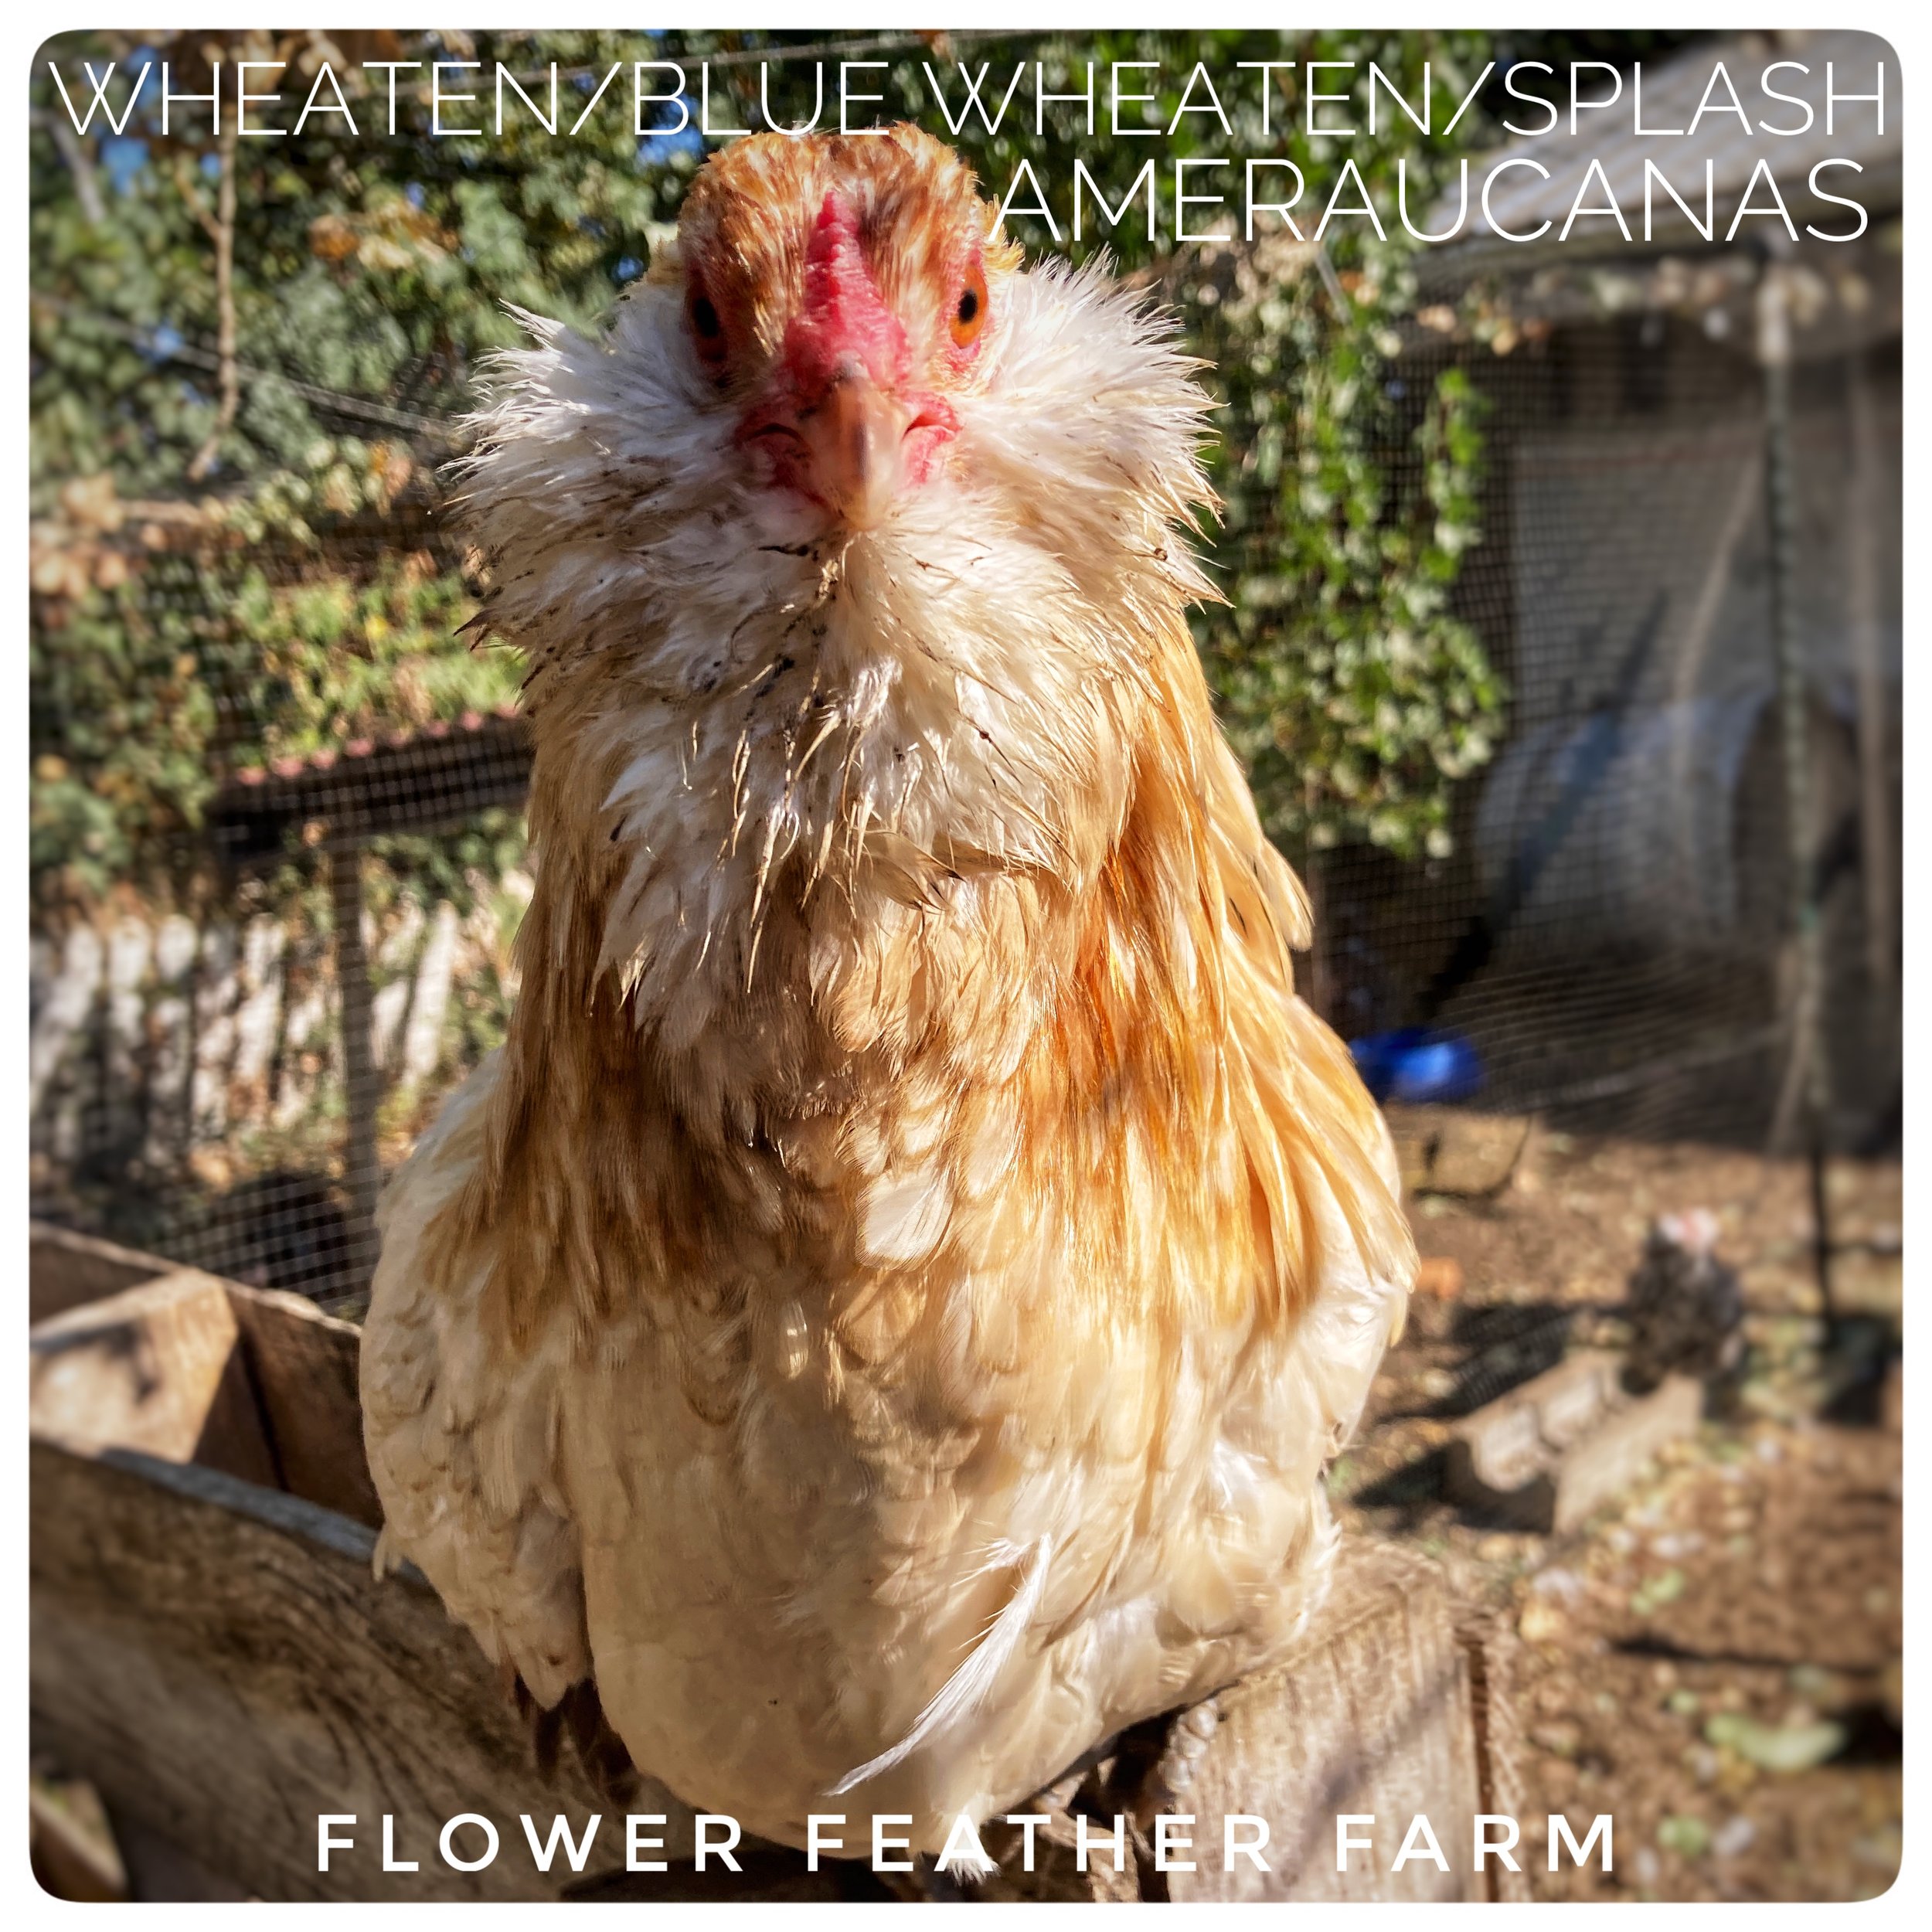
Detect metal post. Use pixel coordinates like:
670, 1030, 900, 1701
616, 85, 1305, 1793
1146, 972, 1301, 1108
1757, 259, 1832, 1309
330, 842, 381, 1288
1845, 348, 1896, 990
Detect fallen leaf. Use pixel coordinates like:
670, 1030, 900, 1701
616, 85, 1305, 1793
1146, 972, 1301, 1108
1703, 1713, 1846, 1774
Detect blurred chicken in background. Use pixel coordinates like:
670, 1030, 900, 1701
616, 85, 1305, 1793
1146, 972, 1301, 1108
1624, 1208, 1745, 1392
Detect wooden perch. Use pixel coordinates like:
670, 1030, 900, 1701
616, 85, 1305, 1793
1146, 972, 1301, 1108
29, 1223, 1524, 1903
1445, 1348, 1703, 1534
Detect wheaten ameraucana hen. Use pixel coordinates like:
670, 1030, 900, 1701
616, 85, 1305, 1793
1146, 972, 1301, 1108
361, 124, 1415, 1857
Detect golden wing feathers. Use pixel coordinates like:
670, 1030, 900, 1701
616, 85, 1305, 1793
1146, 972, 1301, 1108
361, 1054, 591, 1709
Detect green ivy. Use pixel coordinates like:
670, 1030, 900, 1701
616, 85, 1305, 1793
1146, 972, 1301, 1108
32, 26, 1508, 913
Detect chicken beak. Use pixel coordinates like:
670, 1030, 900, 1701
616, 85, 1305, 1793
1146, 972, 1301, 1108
794, 368, 913, 532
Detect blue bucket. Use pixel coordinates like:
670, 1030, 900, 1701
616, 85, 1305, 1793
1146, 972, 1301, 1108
1348, 1028, 1485, 1105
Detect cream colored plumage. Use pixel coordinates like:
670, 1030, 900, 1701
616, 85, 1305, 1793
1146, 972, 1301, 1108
362, 126, 1414, 1855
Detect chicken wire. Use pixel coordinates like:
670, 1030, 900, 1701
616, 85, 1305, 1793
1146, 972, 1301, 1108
1312, 292, 1900, 1150
29, 230, 1902, 1318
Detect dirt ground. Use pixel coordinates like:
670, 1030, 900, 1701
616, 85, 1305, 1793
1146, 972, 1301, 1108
1338, 1107, 1903, 1903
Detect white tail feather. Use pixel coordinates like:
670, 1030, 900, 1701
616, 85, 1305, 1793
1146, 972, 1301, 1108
827, 1535, 1053, 1797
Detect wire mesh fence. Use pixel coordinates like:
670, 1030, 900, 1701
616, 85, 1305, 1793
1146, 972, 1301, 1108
1315, 295, 1901, 1158
28, 39, 1902, 1319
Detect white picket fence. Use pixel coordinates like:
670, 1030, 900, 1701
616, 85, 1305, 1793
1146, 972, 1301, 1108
29, 872, 529, 1197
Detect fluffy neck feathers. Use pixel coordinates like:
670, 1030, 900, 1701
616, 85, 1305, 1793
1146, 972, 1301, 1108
460, 252, 1227, 1094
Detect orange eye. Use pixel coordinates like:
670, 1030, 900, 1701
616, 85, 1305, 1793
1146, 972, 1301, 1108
950, 262, 988, 349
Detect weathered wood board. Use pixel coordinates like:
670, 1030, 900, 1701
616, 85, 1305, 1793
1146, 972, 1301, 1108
29, 1219, 173, 1323
30, 1437, 702, 1901
29, 1783, 127, 1903
963, 1548, 1528, 1903
30, 1223, 1523, 1902
1445, 1348, 1702, 1533
225, 1281, 383, 1526
1386, 1106, 1538, 1199
1169, 1544, 1498, 1902
29, 1227, 695, 1901
32, 1267, 281, 1485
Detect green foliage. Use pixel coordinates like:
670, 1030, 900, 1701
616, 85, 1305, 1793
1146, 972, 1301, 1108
1210, 351, 1502, 860
31, 27, 1508, 912
30, 26, 700, 910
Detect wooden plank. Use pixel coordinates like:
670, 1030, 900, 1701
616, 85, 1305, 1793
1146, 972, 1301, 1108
29, 1233, 381, 1528
1387, 1107, 1537, 1199
30, 1438, 1516, 1901
1445, 1349, 1702, 1532
30, 1784, 128, 1903
223, 1286, 381, 1527
979, 1543, 1513, 1902
29, 1440, 700, 1901
1548, 1373, 1702, 1532
28, 1236, 1517, 1902
30, 1270, 278, 1488
1456, 1607, 1532, 1904
29, 1220, 169, 1324
1167, 1540, 1485, 1902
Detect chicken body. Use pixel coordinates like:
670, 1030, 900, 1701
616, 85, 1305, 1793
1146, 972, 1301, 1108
1624, 1208, 1744, 1391
362, 128, 1415, 1853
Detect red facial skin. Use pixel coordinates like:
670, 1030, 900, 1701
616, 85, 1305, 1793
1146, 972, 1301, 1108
714, 194, 972, 529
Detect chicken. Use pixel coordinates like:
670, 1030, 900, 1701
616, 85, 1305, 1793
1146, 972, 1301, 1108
1624, 1208, 1744, 1392
361, 124, 1416, 1858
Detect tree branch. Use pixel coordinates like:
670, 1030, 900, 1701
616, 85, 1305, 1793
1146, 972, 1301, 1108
39, 110, 106, 226
184, 118, 240, 482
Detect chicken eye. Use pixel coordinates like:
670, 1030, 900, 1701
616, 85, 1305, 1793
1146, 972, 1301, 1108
687, 284, 728, 373
950, 264, 988, 349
